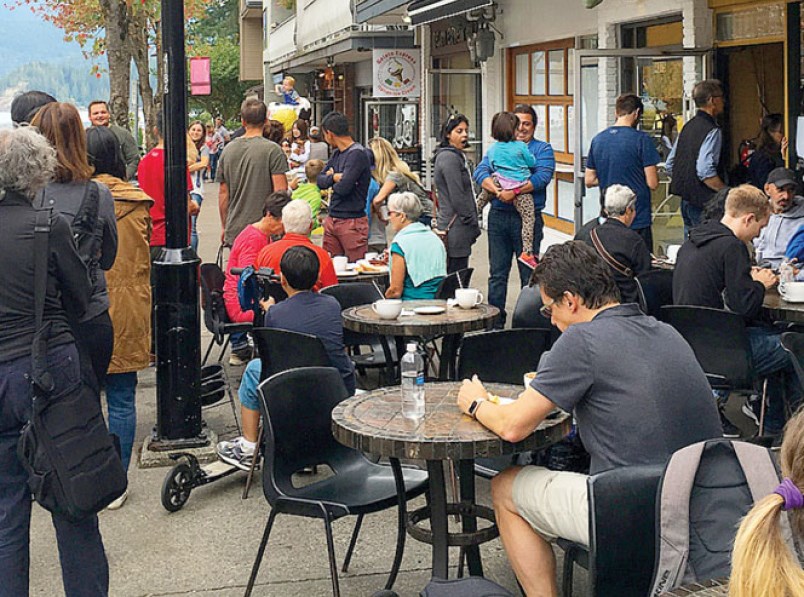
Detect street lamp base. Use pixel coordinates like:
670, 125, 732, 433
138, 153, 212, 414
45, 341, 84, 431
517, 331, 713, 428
140, 428, 218, 469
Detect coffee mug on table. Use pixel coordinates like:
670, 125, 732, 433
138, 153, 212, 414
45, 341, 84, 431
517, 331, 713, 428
372, 299, 403, 320
455, 288, 483, 309
333, 256, 348, 272
780, 280, 804, 302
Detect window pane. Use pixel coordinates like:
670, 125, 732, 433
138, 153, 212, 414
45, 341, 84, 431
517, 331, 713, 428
532, 104, 546, 143
583, 186, 601, 224
548, 50, 564, 95
557, 179, 574, 221
568, 105, 575, 155
543, 177, 556, 216
531, 51, 546, 95
515, 54, 529, 95
567, 49, 574, 96
549, 105, 565, 152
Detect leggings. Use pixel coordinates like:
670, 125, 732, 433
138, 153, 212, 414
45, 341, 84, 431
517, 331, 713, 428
477, 189, 536, 254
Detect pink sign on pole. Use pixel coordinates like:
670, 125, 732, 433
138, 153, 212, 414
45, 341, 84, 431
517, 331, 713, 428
190, 57, 211, 96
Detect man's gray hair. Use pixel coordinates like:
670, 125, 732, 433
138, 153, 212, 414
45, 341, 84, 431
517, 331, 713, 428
604, 184, 636, 216
388, 191, 423, 222
0, 127, 56, 199
281, 199, 313, 234
692, 79, 723, 108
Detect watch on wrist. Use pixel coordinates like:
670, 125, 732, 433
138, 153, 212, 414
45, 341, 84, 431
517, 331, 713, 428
468, 398, 486, 419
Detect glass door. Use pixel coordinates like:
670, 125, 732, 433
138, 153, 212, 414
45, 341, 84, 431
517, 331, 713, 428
363, 100, 421, 175
430, 69, 483, 169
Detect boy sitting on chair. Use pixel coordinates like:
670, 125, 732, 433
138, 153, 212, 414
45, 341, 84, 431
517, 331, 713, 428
216, 245, 355, 470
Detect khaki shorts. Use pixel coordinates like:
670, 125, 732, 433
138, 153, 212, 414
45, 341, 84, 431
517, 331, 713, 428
512, 466, 590, 546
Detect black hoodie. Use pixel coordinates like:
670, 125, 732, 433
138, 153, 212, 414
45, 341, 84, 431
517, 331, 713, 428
672, 220, 765, 320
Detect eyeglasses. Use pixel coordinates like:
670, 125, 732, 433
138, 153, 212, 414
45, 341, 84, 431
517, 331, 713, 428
540, 296, 557, 318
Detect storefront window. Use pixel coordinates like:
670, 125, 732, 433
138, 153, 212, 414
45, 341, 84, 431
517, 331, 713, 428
557, 177, 574, 221
548, 50, 565, 95
716, 4, 784, 42
549, 106, 565, 153
516, 54, 529, 95
531, 52, 546, 95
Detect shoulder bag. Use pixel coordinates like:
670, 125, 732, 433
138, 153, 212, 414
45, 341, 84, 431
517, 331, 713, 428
17, 210, 127, 522
590, 227, 634, 278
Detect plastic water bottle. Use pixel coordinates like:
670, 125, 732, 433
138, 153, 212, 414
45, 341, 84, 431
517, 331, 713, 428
780, 259, 795, 284
401, 343, 425, 420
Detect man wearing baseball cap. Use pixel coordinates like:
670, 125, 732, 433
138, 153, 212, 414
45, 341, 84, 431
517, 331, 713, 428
755, 167, 804, 268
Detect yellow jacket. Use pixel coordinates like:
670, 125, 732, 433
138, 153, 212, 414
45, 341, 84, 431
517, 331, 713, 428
95, 174, 154, 374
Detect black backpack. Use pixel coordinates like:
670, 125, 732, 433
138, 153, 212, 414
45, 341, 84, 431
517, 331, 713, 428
16, 210, 127, 522
73, 181, 102, 275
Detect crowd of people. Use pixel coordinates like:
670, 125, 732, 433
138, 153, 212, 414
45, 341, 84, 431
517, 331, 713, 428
3, 79, 804, 597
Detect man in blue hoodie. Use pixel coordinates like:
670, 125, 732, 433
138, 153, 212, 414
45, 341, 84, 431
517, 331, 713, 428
474, 105, 555, 327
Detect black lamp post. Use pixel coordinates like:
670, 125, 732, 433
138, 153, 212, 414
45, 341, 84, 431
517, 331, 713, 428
150, 0, 205, 449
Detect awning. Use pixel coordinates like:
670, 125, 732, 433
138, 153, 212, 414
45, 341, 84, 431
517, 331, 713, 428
407, 0, 493, 26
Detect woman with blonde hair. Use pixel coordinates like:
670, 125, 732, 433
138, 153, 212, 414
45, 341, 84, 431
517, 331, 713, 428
187, 120, 210, 251
729, 408, 804, 597
369, 136, 434, 227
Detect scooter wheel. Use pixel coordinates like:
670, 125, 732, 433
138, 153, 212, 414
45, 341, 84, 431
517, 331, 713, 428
161, 463, 193, 512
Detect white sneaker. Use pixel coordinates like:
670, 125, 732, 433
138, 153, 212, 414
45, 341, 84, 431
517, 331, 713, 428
106, 490, 128, 510
216, 437, 255, 471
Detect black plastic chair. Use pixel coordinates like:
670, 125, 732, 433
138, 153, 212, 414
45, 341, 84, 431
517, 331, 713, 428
251, 327, 332, 381
779, 333, 804, 416
635, 269, 674, 320
435, 267, 474, 300
321, 283, 398, 383
511, 285, 560, 346
456, 328, 554, 479
199, 263, 253, 365
558, 464, 664, 597
244, 367, 429, 597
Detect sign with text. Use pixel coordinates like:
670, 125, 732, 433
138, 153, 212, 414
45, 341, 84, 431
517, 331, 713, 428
372, 49, 420, 98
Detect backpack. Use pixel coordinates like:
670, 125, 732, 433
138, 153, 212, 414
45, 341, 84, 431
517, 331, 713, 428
72, 181, 102, 281
237, 265, 261, 314
420, 577, 514, 597
649, 439, 797, 595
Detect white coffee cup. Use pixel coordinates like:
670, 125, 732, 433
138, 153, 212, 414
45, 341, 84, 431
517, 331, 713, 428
372, 299, 403, 320
455, 288, 483, 309
780, 280, 804, 302
365, 252, 379, 261
666, 244, 681, 263
333, 256, 348, 272
523, 371, 537, 389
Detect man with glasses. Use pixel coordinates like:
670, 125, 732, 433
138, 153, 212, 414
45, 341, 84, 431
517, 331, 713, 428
456, 241, 721, 597
666, 79, 727, 236
577, 184, 651, 303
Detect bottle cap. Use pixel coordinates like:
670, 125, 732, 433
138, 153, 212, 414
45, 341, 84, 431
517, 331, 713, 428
406, 343, 417, 352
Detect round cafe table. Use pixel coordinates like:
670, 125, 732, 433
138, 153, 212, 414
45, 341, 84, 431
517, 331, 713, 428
331, 381, 571, 579
763, 288, 804, 323
341, 300, 500, 380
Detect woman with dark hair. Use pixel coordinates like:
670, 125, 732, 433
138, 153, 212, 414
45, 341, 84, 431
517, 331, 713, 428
32, 102, 118, 393
86, 126, 153, 508
0, 126, 108, 596
263, 119, 285, 145
289, 118, 310, 169
188, 120, 210, 252
749, 113, 786, 189
433, 113, 480, 273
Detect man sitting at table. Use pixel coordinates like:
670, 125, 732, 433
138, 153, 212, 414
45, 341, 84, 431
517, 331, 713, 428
456, 241, 721, 597
673, 184, 799, 436
754, 167, 804, 269
255, 199, 338, 291
216, 246, 356, 470
577, 184, 651, 304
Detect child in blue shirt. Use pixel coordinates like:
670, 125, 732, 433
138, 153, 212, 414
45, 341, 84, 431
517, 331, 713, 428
275, 76, 300, 105
477, 111, 538, 267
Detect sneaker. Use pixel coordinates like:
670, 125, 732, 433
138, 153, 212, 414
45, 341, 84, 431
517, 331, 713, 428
741, 396, 760, 426
719, 409, 741, 438
106, 490, 128, 510
518, 252, 539, 270
217, 437, 254, 471
228, 347, 252, 367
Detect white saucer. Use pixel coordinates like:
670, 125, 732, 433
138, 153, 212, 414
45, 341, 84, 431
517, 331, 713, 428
336, 270, 359, 277
414, 306, 446, 315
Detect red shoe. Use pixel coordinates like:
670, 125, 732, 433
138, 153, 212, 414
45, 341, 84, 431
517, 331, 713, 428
518, 252, 539, 270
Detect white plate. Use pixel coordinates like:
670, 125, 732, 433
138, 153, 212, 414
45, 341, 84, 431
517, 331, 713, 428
336, 270, 359, 277
414, 306, 446, 315
488, 396, 515, 406
358, 265, 389, 274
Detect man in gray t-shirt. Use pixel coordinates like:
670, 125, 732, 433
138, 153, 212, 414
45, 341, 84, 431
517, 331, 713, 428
456, 241, 720, 597
217, 98, 289, 246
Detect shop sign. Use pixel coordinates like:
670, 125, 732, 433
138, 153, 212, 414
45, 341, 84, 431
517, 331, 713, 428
372, 49, 421, 98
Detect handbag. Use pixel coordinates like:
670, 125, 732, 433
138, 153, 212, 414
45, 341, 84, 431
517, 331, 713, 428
434, 214, 458, 254
17, 210, 127, 522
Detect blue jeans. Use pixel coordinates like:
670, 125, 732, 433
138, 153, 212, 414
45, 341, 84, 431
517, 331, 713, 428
209, 151, 221, 180
105, 372, 137, 471
239, 359, 262, 412
681, 202, 704, 239
0, 344, 109, 596
190, 193, 203, 253
487, 208, 544, 327
748, 326, 801, 434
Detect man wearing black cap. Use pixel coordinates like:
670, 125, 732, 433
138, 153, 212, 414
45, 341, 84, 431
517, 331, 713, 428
755, 167, 804, 268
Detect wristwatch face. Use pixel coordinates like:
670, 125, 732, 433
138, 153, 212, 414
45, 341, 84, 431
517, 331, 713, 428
468, 399, 482, 417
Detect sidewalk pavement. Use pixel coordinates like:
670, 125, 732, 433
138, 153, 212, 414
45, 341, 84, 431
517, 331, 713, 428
29, 183, 578, 596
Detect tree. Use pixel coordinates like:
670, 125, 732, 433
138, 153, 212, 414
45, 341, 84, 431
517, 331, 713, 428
8, 0, 209, 146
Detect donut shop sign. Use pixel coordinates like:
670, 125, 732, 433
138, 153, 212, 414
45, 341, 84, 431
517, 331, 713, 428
373, 49, 421, 98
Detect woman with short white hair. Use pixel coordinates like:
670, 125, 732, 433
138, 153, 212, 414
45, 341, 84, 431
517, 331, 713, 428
0, 127, 109, 595
385, 192, 447, 300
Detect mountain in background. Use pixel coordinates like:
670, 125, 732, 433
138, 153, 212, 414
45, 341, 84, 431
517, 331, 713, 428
0, 4, 109, 109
